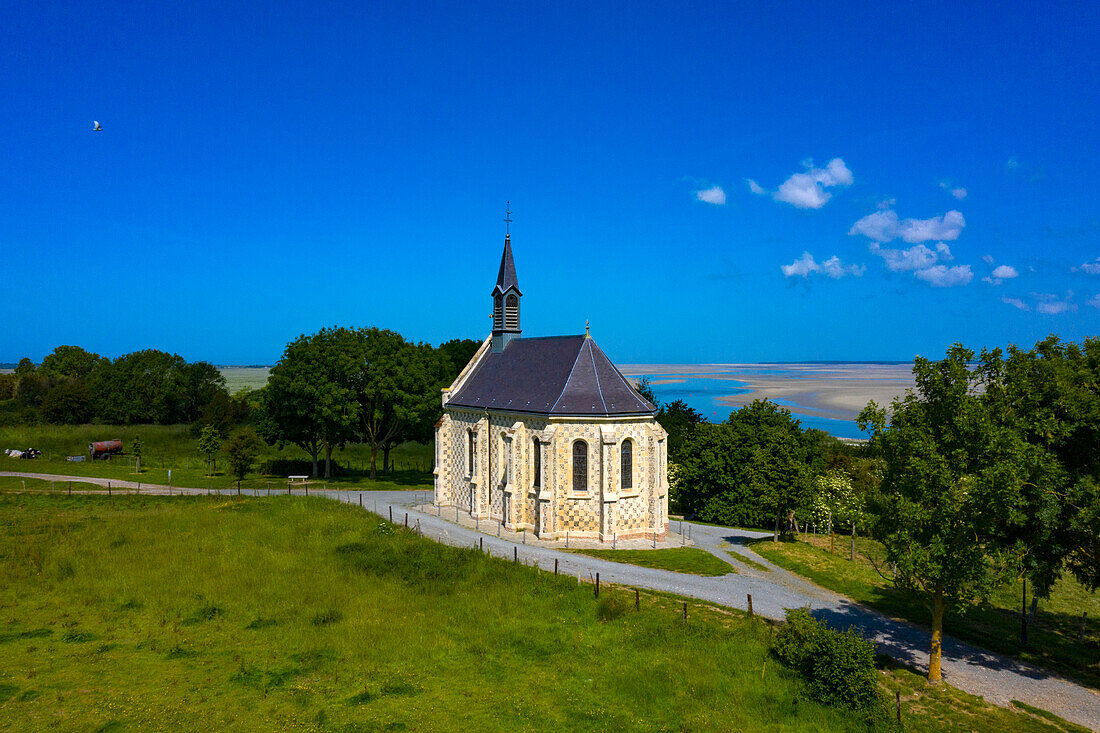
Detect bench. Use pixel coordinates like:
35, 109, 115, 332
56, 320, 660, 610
287, 475, 309, 484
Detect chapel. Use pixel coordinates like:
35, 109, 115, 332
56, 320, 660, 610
433, 226, 669, 542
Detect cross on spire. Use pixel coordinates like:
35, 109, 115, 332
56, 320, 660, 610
504, 201, 512, 236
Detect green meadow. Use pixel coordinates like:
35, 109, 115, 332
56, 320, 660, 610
0, 424, 434, 492
0, 493, 1085, 732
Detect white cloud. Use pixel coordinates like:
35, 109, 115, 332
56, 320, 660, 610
982, 264, 1019, 285
781, 252, 865, 279
936, 242, 955, 261
939, 181, 967, 200
848, 209, 966, 244
1002, 296, 1031, 311
1072, 257, 1100, 275
1006, 157, 1021, 170
751, 158, 853, 209
1089, 294, 1100, 309
695, 186, 726, 205
877, 198, 896, 210
914, 264, 973, 287
869, 242, 939, 272
982, 254, 994, 265
1034, 292, 1077, 315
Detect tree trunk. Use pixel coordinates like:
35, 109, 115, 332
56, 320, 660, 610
324, 443, 333, 479
309, 449, 319, 478
773, 512, 780, 542
383, 443, 392, 475
369, 447, 378, 480
1020, 576, 1028, 646
850, 523, 856, 561
929, 587, 946, 683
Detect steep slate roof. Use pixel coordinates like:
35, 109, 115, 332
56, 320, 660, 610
492, 235, 521, 295
447, 335, 656, 416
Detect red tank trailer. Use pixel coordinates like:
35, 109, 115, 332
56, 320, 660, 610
89, 440, 123, 460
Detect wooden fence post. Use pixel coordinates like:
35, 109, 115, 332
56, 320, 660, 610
595, 573, 600, 598
895, 691, 901, 724
554, 558, 558, 574
635, 589, 640, 610
682, 602, 687, 621
513, 547, 518, 563
747, 594, 753, 618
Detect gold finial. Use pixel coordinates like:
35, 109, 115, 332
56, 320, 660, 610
585, 319, 590, 338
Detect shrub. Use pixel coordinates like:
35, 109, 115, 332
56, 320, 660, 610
595, 594, 629, 622
773, 608, 884, 714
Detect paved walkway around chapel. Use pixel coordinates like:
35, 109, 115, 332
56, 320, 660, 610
2, 473, 1097, 731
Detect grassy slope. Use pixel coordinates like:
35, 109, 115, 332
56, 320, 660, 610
0, 424, 434, 491
0, 494, 1082, 733
752, 534, 1100, 690
572, 548, 735, 576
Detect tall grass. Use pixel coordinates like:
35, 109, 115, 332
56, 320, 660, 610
0, 494, 1078, 732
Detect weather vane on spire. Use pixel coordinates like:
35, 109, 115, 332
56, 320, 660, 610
504, 201, 512, 236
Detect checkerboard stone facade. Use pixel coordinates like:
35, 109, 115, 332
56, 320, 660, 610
435, 399, 669, 542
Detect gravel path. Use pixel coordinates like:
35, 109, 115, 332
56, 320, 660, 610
3, 473, 1097, 730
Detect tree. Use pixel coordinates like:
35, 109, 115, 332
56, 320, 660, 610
264, 328, 362, 478
978, 336, 1100, 594
131, 434, 143, 472
357, 329, 449, 479
39, 345, 103, 380
436, 338, 482, 379
88, 350, 189, 424
859, 345, 1025, 683
198, 425, 222, 476
657, 399, 705, 463
41, 379, 92, 424
224, 427, 264, 488
808, 470, 866, 558
674, 400, 815, 536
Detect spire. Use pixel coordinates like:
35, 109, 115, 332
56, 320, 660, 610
493, 234, 521, 296
491, 202, 522, 352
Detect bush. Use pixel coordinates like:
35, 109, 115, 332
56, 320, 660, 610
258, 458, 344, 477
773, 608, 884, 714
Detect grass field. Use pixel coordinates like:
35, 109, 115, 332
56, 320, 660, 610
0, 424, 434, 492
572, 548, 735, 576
0, 493, 1084, 732
752, 534, 1100, 690
218, 366, 270, 393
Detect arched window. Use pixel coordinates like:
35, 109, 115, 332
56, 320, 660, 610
493, 295, 503, 329
572, 440, 587, 492
505, 293, 519, 329
621, 439, 633, 491
468, 429, 477, 477
532, 438, 541, 488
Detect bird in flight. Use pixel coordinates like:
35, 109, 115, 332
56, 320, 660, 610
92, 121, 102, 132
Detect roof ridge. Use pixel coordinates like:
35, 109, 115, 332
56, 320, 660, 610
549, 340, 586, 413
587, 339, 608, 412
590, 339, 655, 413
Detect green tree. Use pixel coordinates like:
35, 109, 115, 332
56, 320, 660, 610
224, 427, 264, 488
657, 399, 706, 463
978, 336, 1100, 594
674, 400, 815, 536
263, 328, 362, 478
131, 434, 143, 472
436, 338, 482, 379
357, 329, 449, 479
88, 350, 189, 423
41, 379, 92, 424
859, 345, 1025, 683
39, 345, 104, 379
198, 424, 222, 476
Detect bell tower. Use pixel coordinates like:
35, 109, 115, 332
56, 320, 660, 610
491, 203, 522, 353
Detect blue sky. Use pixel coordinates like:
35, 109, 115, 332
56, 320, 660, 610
3, 0, 1098, 364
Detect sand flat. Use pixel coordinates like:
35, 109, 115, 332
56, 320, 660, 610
621, 363, 915, 424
